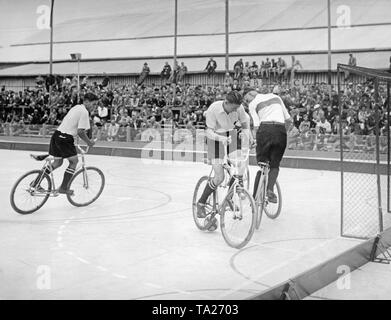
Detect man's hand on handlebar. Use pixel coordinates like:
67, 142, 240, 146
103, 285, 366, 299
87, 139, 96, 148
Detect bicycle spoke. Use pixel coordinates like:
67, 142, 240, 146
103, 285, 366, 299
221, 190, 255, 249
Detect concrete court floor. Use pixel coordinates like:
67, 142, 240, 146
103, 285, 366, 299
0, 149, 367, 299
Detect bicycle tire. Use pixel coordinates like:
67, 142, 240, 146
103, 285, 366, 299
220, 188, 256, 249
67, 167, 105, 207
192, 176, 215, 231
255, 177, 266, 230
264, 181, 282, 219
10, 170, 52, 214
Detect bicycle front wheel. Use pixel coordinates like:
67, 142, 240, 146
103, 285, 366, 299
220, 188, 256, 249
192, 176, 216, 231
255, 177, 266, 230
10, 170, 52, 214
67, 167, 105, 207
264, 181, 282, 219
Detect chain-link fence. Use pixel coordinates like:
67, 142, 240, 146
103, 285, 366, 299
338, 64, 391, 239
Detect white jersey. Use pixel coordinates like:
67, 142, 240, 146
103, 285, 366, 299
248, 93, 290, 127
205, 101, 249, 133
57, 104, 90, 136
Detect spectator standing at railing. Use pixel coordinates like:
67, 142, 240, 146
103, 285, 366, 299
161, 62, 172, 83
299, 114, 311, 133
205, 57, 217, 78
249, 61, 259, 79
137, 63, 150, 85
277, 57, 288, 82
233, 58, 243, 80
264, 58, 272, 79
290, 56, 303, 83
344, 53, 357, 81
177, 62, 188, 83
243, 61, 250, 78
271, 59, 278, 79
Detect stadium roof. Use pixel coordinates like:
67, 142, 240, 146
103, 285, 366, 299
338, 64, 391, 82
0, 0, 390, 72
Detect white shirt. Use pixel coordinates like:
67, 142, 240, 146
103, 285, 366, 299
57, 104, 90, 136
98, 106, 108, 118
205, 101, 249, 133
248, 93, 290, 127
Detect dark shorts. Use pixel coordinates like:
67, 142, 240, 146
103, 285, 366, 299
49, 130, 77, 158
256, 123, 287, 168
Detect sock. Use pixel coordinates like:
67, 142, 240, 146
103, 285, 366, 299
267, 167, 279, 192
253, 170, 262, 198
32, 167, 51, 187
60, 167, 75, 190
198, 179, 217, 204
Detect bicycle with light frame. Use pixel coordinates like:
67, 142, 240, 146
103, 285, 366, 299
192, 144, 256, 249
10, 144, 105, 214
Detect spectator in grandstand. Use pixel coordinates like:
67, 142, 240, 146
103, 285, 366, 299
101, 73, 110, 89
287, 120, 300, 149
107, 118, 120, 141
315, 116, 332, 134
97, 101, 109, 124
205, 57, 217, 78
233, 58, 244, 80
137, 62, 150, 85
299, 114, 311, 133
224, 72, 234, 87
161, 62, 172, 83
177, 62, 188, 83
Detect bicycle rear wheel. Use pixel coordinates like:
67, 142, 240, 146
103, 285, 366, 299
10, 170, 52, 214
220, 188, 256, 249
192, 176, 216, 231
67, 167, 105, 207
264, 181, 282, 219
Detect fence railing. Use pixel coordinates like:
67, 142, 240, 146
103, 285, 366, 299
0, 122, 388, 155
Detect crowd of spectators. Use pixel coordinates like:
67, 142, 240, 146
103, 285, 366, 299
0, 67, 390, 151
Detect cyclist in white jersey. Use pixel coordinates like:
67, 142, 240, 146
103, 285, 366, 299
34, 93, 98, 195
242, 88, 292, 203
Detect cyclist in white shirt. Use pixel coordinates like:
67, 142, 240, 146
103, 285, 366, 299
242, 87, 292, 203
33, 93, 98, 195
196, 91, 253, 218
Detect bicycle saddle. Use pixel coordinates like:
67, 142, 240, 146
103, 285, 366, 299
30, 154, 50, 161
